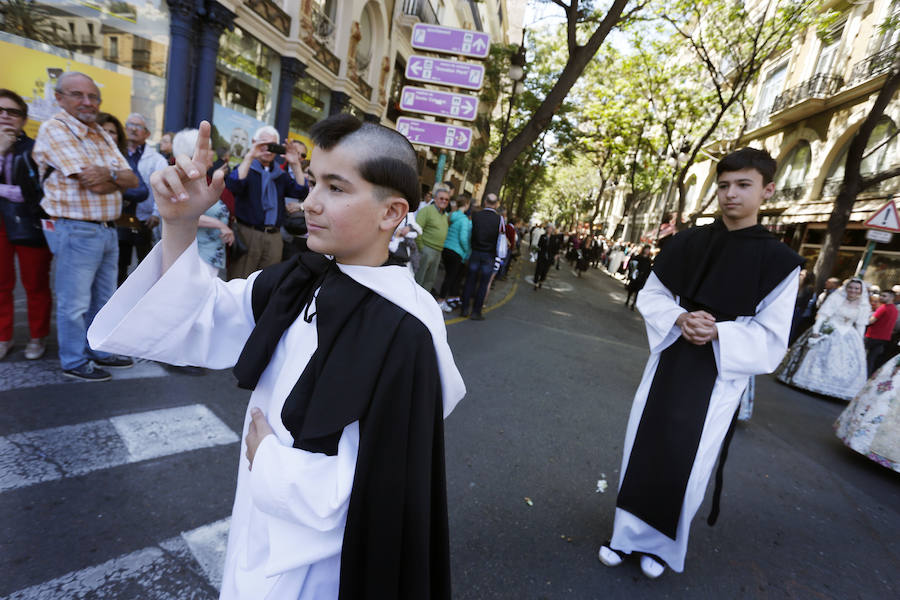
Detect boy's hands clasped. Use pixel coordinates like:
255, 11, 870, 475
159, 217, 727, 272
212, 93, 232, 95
150, 120, 224, 226
676, 311, 718, 345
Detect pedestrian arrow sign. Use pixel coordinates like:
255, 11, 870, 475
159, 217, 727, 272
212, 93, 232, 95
864, 200, 900, 232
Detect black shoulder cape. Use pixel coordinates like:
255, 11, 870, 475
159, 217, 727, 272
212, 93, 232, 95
652, 219, 804, 320
233, 251, 451, 599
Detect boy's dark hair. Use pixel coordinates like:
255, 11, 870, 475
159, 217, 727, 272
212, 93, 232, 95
717, 147, 777, 184
0, 88, 28, 119
310, 113, 421, 211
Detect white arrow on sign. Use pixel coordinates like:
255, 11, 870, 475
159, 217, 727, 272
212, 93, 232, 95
456, 132, 468, 144
462, 101, 475, 115
409, 62, 423, 76
472, 38, 487, 52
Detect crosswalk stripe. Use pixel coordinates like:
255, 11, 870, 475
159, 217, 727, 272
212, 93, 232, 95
0, 404, 239, 493
2, 518, 232, 599
0, 357, 168, 392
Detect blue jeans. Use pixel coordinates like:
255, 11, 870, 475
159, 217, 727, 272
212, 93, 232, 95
461, 250, 494, 315
44, 219, 117, 370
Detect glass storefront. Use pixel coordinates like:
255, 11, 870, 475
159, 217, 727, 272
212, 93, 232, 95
290, 73, 329, 142
212, 25, 279, 160
801, 226, 900, 289
0, 0, 170, 138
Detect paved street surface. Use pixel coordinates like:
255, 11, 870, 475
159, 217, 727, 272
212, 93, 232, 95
1, 258, 898, 599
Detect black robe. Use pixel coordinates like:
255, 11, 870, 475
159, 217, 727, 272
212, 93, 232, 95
233, 252, 451, 599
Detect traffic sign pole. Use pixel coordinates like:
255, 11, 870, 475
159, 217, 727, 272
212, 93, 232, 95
857, 241, 877, 277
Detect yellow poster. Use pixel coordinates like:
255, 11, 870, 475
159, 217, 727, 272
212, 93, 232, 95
0, 40, 132, 138
287, 131, 314, 158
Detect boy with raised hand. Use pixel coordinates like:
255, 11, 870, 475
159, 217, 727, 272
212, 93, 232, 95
88, 115, 465, 599
597, 147, 804, 579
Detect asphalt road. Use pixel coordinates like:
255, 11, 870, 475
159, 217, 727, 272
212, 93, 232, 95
0, 259, 897, 599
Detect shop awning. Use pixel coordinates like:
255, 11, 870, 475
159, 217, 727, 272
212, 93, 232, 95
641, 222, 676, 241
778, 197, 892, 224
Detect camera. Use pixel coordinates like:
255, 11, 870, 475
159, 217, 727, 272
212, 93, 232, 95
266, 143, 286, 154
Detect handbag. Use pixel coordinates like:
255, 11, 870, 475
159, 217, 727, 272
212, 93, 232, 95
0, 197, 46, 246
496, 219, 509, 260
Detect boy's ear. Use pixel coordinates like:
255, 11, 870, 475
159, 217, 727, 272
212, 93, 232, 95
762, 180, 775, 200
380, 196, 410, 232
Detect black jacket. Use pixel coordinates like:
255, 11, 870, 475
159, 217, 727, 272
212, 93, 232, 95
470, 207, 501, 254
0, 133, 42, 204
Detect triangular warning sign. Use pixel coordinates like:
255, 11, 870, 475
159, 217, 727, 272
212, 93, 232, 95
864, 201, 900, 232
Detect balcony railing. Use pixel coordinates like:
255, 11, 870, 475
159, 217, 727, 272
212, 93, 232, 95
771, 74, 844, 114
402, 0, 438, 24
746, 110, 771, 132
849, 42, 900, 86
311, 6, 336, 50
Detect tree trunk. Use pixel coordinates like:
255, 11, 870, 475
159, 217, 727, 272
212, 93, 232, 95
812, 66, 900, 291
482, 0, 630, 198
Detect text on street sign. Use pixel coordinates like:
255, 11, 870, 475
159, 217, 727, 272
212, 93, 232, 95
411, 23, 490, 59
396, 117, 472, 152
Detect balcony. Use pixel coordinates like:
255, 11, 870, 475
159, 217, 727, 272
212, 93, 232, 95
399, 0, 438, 26
849, 42, 900, 86
770, 73, 844, 118
745, 109, 772, 133
311, 6, 336, 50
245, 0, 291, 36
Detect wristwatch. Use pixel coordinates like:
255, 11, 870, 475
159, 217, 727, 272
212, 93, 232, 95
109, 168, 118, 182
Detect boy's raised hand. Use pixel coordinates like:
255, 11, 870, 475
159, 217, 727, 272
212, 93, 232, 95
150, 121, 225, 226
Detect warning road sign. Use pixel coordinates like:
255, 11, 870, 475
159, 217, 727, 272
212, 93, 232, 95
864, 200, 900, 232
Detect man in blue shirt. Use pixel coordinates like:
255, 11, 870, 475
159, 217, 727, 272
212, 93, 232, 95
226, 126, 307, 279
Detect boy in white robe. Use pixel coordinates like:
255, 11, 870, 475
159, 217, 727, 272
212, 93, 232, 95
598, 148, 804, 578
88, 115, 465, 599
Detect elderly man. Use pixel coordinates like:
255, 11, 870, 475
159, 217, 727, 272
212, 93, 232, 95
415, 185, 450, 294
226, 125, 307, 279
119, 112, 169, 279
32, 72, 138, 381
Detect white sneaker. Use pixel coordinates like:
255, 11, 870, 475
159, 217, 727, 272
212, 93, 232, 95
439, 300, 453, 313
598, 545, 624, 567
640, 555, 665, 579
24, 338, 46, 360
0, 340, 10, 360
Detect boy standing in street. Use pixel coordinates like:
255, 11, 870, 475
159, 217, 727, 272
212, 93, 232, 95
598, 147, 804, 578
89, 115, 465, 599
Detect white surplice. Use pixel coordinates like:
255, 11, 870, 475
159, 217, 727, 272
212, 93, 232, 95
610, 268, 799, 572
87, 242, 465, 600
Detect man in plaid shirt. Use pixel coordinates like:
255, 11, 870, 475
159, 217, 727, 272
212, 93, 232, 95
33, 72, 139, 381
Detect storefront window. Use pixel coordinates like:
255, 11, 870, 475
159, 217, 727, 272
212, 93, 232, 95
214, 25, 278, 124
0, 0, 170, 137
290, 73, 329, 138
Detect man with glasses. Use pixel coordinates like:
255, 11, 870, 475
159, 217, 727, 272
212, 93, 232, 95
32, 71, 139, 381
123, 113, 168, 272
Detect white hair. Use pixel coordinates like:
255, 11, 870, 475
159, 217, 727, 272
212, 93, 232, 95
252, 125, 280, 143
172, 128, 199, 158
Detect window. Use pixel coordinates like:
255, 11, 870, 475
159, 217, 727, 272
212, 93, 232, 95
775, 141, 812, 190
108, 36, 118, 60
814, 20, 845, 76
827, 118, 899, 181
757, 61, 788, 114
290, 74, 330, 137
876, 0, 900, 52
356, 4, 374, 78
214, 26, 278, 122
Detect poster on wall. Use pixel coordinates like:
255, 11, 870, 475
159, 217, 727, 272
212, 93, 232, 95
211, 102, 269, 163
0, 39, 132, 138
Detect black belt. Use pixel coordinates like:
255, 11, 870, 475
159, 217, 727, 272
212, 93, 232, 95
58, 217, 116, 228
237, 219, 279, 233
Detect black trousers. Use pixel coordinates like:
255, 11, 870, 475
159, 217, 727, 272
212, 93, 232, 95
439, 248, 465, 298
865, 337, 892, 376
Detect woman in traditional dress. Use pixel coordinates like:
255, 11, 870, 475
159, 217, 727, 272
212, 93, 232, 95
775, 278, 870, 400
834, 355, 900, 473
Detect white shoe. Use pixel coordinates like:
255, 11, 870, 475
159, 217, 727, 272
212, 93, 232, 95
439, 300, 453, 313
598, 545, 624, 567
24, 338, 46, 360
640, 555, 665, 579
0, 340, 10, 360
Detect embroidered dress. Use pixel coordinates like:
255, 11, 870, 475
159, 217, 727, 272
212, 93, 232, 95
197, 200, 230, 270
775, 284, 870, 400
834, 356, 900, 473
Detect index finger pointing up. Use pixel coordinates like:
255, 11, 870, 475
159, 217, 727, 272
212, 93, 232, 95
194, 121, 212, 163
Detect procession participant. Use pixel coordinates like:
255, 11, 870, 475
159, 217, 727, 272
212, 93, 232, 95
88, 115, 464, 599
597, 147, 803, 578
624, 244, 652, 310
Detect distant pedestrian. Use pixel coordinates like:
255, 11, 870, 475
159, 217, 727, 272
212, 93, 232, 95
865, 289, 897, 375
124, 112, 169, 264
460, 193, 501, 320
415, 185, 450, 294
624, 245, 652, 310
533, 224, 555, 290
438, 196, 471, 312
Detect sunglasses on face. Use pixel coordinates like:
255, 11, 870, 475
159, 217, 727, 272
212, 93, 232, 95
0, 107, 25, 118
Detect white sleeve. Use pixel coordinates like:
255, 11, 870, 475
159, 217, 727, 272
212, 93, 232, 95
713, 266, 800, 380
87, 241, 257, 369
249, 422, 359, 573
636, 272, 687, 354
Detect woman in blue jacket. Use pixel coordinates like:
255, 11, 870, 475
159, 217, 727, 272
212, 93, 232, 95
438, 196, 471, 312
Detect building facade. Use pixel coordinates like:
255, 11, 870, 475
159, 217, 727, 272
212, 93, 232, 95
1, 0, 520, 198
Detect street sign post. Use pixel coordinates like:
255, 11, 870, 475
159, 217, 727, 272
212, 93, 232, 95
858, 200, 900, 276
396, 117, 472, 152
405, 55, 485, 90
411, 23, 490, 59
399, 86, 478, 121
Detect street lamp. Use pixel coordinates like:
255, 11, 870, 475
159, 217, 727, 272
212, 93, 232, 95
500, 42, 527, 148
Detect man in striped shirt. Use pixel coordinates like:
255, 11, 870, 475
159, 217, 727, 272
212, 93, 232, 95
32, 72, 139, 381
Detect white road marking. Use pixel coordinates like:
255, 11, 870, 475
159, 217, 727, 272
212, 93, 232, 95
3, 520, 231, 599
0, 405, 238, 492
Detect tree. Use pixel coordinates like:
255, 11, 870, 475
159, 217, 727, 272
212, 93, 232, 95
656, 0, 816, 227
0, 0, 73, 50
813, 60, 900, 291
482, 0, 639, 199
